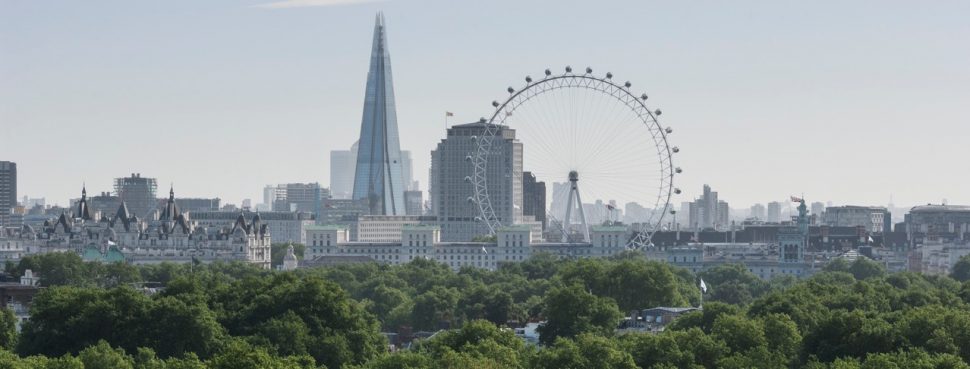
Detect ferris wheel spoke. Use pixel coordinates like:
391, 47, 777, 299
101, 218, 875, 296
475, 72, 675, 243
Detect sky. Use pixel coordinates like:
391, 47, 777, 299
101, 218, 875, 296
1, 0, 969, 210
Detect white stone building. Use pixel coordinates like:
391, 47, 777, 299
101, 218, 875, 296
0, 187, 272, 268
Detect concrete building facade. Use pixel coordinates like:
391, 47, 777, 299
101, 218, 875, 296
431, 122, 523, 242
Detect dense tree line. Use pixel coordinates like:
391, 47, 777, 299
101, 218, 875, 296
1, 251, 969, 368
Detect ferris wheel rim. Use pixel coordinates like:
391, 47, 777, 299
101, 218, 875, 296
471, 69, 677, 248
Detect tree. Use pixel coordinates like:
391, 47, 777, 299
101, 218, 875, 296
18, 286, 225, 359
698, 264, 768, 305
536, 285, 622, 345
211, 273, 385, 369
271, 243, 305, 268
77, 341, 134, 369
531, 334, 637, 369
0, 308, 17, 350
848, 258, 886, 280
410, 286, 459, 331
14, 252, 92, 287
952, 254, 970, 282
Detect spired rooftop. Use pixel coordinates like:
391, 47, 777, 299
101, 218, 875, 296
352, 12, 407, 216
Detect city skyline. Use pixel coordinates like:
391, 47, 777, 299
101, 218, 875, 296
3, 1, 969, 207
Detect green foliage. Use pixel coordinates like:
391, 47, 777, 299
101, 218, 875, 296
698, 264, 768, 305
531, 334, 636, 369
952, 254, 970, 282
559, 258, 691, 311
0, 308, 17, 351
536, 285, 622, 345
18, 286, 226, 359
271, 243, 306, 268
5, 247, 970, 369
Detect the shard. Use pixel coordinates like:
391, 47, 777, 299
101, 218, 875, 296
352, 12, 406, 215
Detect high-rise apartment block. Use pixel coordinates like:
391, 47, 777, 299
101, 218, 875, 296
0, 161, 16, 227
431, 122, 523, 241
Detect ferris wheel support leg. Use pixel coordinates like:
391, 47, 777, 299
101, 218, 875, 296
563, 189, 575, 243
574, 186, 590, 243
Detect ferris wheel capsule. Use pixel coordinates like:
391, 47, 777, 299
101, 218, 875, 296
467, 197, 475, 204
470, 135, 477, 141
670, 210, 677, 215
655, 109, 662, 116
479, 117, 487, 123
675, 167, 683, 174
470, 69, 677, 249
465, 155, 473, 161
665, 127, 673, 134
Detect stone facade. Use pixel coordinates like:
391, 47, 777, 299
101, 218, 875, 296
0, 187, 271, 268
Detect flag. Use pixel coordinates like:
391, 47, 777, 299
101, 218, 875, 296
699, 279, 707, 293
445, 111, 454, 117
107, 240, 116, 246
606, 204, 616, 211
790, 196, 803, 203
868, 236, 874, 243
481, 245, 488, 255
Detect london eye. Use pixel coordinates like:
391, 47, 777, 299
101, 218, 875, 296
471, 67, 680, 248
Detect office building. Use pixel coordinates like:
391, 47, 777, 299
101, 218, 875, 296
811, 202, 825, 225
272, 183, 328, 216
904, 204, 970, 246
176, 198, 221, 213
522, 172, 546, 230
749, 203, 766, 220
352, 13, 407, 215
404, 190, 423, 216
114, 173, 158, 219
767, 202, 783, 223
431, 122, 523, 241
0, 161, 16, 227
823, 205, 891, 233
330, 143, 357, 200
190, 210, 315, 245
687, 185, 729, 230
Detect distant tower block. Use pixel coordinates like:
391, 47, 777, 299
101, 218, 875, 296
562, 171, 590, 243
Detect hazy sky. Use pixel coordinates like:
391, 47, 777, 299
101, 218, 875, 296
2, 0, 968, 209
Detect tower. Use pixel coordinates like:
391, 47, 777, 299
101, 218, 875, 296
562, 171, 590, 243
352, 13, 407, 215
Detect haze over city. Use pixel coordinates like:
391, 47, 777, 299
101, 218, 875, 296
3, 0, 969, 208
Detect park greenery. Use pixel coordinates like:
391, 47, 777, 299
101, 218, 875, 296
0, 250, 969, 368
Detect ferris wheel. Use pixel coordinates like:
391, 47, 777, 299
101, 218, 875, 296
471, 66, 680, 248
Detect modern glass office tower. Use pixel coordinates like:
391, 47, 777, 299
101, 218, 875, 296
352, 12, 406, 216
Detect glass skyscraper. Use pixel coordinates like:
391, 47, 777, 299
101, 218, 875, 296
352, 12, 406, 216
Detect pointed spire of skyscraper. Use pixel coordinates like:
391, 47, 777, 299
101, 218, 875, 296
352, 12, 406, 215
